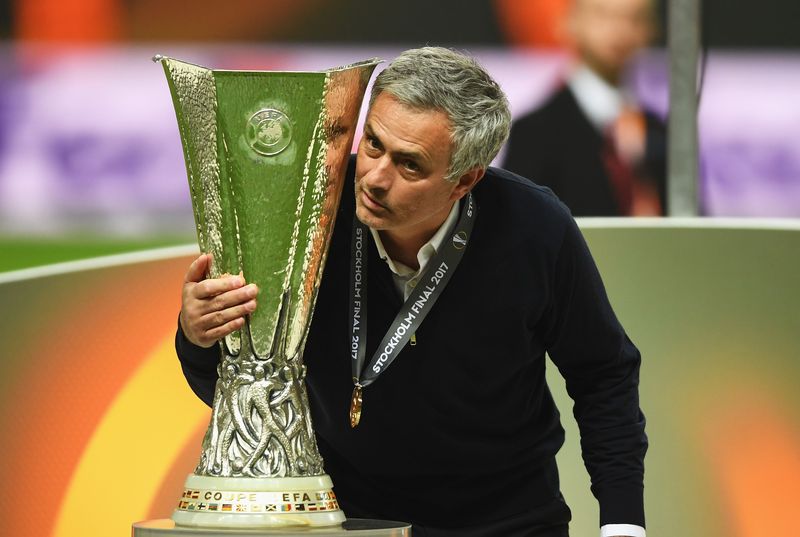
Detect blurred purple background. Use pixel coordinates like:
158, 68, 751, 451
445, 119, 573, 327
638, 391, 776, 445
0, 45, 798, 236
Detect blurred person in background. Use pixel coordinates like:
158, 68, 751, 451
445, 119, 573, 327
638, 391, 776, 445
503, 0, 667, 217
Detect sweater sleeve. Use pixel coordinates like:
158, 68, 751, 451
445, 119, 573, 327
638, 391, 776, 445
542, 216, 648, 528
175, 317, 221, 408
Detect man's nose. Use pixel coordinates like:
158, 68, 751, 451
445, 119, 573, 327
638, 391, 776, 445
363, 156, 393, 191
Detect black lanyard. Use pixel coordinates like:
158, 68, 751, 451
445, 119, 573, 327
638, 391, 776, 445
347, 192, 476, 427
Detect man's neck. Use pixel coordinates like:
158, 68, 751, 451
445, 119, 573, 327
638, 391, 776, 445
377, 201, 457, 270
582, 57, 623, 87
377, 229, 429, 270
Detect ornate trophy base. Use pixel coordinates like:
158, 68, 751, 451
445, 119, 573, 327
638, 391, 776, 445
132, 519, 412, 536
172, 474, 345, 528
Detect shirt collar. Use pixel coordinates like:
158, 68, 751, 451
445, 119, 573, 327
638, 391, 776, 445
370, 199, 461, 277
567, 64, 624, 131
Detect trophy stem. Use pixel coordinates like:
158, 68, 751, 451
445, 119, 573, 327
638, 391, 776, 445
171, 322, 340, 527
195, 322, 324, 478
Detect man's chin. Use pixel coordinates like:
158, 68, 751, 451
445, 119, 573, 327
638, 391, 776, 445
355, 206, 390, 230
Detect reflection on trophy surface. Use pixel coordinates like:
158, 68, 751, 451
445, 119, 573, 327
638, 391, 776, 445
155, 55, 380, 528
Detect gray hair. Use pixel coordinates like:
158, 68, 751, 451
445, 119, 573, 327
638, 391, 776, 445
370, 47, 511, 182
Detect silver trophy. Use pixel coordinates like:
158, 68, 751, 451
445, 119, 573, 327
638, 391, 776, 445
155, 55, 380, 529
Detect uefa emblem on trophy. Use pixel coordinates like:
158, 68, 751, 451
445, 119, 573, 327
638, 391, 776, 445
151, 54, 380, 529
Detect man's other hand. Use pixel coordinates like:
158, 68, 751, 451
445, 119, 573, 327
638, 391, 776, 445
179, 253, 258, 348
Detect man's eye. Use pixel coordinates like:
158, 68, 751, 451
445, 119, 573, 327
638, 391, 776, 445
403, 160, 420, 172
366, 136, 380, 150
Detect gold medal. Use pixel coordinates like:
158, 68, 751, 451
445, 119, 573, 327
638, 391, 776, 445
349, 385, 363, 428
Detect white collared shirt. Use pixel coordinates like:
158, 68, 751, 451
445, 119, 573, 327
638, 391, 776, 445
567, 64, 626, 132
370, 197, 645, 537
370, 199, 460, 300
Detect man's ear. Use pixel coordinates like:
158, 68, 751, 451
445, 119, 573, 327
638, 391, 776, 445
450, 168, 485, 201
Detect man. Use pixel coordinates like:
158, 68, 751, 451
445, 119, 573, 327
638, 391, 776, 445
177, 47, 647, 537
503, 0, 666, 216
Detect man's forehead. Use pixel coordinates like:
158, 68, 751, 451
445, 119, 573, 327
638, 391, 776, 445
362, 94, 453, 164
368, 92, 448, 119
367, 104, 450, 143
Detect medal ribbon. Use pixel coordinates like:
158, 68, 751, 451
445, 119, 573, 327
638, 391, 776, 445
348, 192, 477, 394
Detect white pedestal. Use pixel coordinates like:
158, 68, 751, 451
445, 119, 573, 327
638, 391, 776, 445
132, 519, 412, 536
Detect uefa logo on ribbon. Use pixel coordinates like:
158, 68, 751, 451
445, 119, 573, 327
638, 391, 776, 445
246, 108, 293, 156
452, 231, 468, 250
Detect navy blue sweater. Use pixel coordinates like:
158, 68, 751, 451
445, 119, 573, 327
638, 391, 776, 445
176, 162, 647, 531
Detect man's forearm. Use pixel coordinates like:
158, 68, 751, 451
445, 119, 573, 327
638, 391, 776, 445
175, 319, 221, 407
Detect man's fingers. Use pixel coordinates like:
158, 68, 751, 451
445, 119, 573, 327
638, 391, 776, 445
198, 284, 259, 315
193, 274, 249, 299
180, 257, 259, 348
181, 298, 254, 347
185, 253, 211, 284
197, 300, 257, 332
203, 317, 246, 343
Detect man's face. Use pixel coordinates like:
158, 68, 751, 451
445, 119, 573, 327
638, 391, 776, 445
354, 93, 467, 238
570, 0, 654, 81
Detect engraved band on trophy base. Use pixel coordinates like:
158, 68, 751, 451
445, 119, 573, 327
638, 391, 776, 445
155, 54, 381, 529
172, 475, 341, 528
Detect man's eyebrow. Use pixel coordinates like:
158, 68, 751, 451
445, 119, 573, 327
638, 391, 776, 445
363, 123, 426, 162
392, 149, 424, 162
